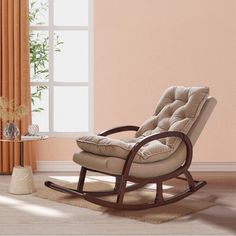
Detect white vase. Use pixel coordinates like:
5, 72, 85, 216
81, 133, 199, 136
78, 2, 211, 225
28, 124, 39, 135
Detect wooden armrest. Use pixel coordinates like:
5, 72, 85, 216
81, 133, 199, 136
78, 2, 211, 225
122, 131, 193, 177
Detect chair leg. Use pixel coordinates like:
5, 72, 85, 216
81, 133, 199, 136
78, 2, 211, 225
155, 181, 164, 203
184, 170, 195, 191
116, 179, 127, 204
77, 167, 87, 192
114, 176, 122, 192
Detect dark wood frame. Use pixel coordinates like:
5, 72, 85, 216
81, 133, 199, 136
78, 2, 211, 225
45, 125, 206, 210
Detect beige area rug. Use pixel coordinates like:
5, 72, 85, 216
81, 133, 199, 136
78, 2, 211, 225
33, 176, 215, 224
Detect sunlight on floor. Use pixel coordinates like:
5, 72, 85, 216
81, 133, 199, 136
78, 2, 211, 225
0, 195, 66, 218
49, 175, 173, 190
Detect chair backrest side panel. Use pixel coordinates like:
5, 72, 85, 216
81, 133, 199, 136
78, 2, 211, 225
187, 97, 217, 146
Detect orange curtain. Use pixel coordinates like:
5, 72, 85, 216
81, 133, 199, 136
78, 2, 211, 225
0, 0, 35, 173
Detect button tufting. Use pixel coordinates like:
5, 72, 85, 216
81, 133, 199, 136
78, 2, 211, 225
137, 86, 209, 143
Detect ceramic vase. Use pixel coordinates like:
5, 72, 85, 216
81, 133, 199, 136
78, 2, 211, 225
3, 122, 20, 139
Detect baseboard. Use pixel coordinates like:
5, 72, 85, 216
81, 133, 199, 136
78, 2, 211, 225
36, 161, 236, 172
36, 161, 80, 172
189, 162, 236, 172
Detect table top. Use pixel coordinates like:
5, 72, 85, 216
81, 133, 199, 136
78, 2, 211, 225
0, 135, 49, 143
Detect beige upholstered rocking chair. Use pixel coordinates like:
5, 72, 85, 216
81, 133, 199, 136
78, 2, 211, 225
45, 86, 217, 210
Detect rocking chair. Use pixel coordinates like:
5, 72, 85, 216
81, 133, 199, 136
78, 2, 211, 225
45, 86, 216, 210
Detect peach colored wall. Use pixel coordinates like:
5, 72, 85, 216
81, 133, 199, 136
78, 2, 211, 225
37, 0, 236, 162
33, 138, 77, 161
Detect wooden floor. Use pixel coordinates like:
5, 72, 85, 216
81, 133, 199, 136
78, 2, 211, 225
0, 171, 236, 236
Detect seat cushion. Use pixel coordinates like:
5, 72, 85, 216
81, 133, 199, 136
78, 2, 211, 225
76, 86, 209, 163
76, 135, 171, 163
73, 143, 187, 178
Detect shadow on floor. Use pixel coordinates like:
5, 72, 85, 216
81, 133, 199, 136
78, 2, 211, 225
180, 195, 236, 234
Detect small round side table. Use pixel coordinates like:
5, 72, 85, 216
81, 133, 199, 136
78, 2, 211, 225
0, 136, 48, 195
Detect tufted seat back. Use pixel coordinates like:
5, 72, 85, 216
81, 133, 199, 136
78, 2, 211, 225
135, 86, 209, 148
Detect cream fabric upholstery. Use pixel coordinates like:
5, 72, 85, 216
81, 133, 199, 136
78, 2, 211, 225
76, 86, 209, 163
73, 145, 186, 178
73, 97, 216, 178
187, 97, 217, 145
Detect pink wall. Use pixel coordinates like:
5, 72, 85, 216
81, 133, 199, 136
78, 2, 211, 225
36, 0, 236, 162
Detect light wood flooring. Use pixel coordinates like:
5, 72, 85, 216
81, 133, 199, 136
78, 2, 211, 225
0, 172, 235, 236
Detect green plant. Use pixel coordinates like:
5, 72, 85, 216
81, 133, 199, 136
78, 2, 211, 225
29, 0, 48, 25
30, 31, 49, 81
29, 0, 63, 112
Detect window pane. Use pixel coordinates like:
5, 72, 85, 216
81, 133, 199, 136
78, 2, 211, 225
30, 31, 49, 82
29, 0, 48, 26
54, 0, 88, 26
31, 86, 49, 132
53, 86, 88, 132
54, 31, 88, 82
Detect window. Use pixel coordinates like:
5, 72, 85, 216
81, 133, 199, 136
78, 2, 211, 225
29, 0, 93, 136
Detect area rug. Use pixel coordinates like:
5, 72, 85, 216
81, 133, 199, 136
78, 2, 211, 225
33, 176, 215, 224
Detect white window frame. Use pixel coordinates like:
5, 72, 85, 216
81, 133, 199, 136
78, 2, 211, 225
30, 0, 94, 137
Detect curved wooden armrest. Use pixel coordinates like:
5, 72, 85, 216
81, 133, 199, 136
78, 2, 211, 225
122, 131, 193, 177
98, 125, 140, 137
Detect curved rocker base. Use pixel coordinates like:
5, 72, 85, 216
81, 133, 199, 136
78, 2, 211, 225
44, 171, 206, 211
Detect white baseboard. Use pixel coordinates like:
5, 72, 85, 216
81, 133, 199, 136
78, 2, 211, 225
36, 161, 236, 172
36, 161, 80, 172
189, 162, 236, 172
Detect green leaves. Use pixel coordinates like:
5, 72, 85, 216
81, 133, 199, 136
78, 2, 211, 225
32, 107, 44, 113
29, 1, 63, 113
30, 32, 49, 78
29, 0, 48, 25
31, 86, 48, 112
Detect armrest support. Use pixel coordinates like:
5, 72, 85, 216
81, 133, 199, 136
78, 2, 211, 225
98, 125, 139, 137
122, 131, 193, 177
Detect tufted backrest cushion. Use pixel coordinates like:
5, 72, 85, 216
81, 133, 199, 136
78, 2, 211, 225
135, 86, 209, 148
